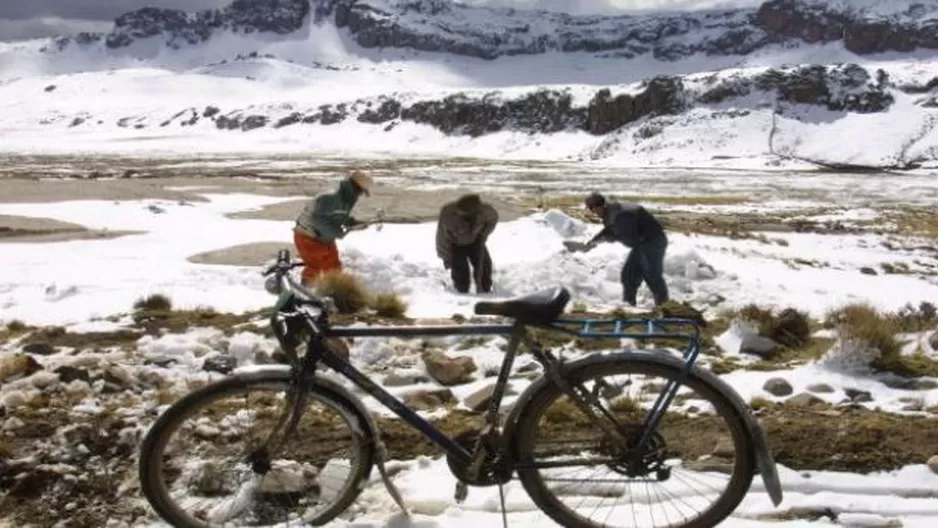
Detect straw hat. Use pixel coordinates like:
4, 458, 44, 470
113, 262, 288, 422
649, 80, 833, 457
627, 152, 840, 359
349, 170, 374, 196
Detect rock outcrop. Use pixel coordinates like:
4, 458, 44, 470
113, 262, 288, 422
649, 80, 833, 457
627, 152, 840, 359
160, 63, 891, 137
49, 0, 938, 61
54, 0, 310, 50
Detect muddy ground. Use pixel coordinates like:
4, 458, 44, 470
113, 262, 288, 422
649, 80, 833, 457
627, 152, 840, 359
0, 176, 535, 266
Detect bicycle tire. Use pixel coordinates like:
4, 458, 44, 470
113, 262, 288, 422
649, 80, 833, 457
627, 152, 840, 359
139, 374, 376, 527
511, 353, 756, 528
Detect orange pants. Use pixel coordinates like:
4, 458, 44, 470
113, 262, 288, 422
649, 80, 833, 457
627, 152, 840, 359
293, 230, 341, 284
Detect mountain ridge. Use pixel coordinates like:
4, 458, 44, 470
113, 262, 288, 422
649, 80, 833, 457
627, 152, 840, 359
40, 0, 938, 62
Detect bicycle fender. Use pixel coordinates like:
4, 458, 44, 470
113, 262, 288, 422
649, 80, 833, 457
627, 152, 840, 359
502, 352, 783, 507
681, 360, 785, 508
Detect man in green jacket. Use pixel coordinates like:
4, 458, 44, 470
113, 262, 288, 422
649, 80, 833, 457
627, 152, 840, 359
293, 170, 373, 284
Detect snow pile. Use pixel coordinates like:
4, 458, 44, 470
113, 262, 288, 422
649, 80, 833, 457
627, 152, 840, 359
3, 194, 938, 326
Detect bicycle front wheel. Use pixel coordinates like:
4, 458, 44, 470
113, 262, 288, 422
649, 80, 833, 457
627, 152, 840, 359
512, 353, 756, 528
139, 375, 375, 527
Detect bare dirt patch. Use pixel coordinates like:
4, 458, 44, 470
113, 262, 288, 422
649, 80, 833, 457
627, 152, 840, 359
0, 214, 140, 243
187, 241, 291, 266
225, 186, 532, 223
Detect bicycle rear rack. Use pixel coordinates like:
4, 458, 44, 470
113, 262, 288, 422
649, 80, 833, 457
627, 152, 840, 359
550, 316, 702, 342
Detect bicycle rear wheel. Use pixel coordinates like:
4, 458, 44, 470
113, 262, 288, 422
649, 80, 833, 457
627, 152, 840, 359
139, 374, 374, 527
512, 353, 756, 528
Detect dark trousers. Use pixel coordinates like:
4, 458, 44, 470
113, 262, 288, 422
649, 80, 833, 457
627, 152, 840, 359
450, 241, 493, 294
621, 236, 669, 306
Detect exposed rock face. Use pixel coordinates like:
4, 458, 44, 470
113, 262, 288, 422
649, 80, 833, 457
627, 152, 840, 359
333, 0, 768, 61
699, 63, 894, 113
55, 0, 310, 50
185, 63, 891, 138
332, 0, 938, 60
49, 0, 938, 60
754, 0, 938, 55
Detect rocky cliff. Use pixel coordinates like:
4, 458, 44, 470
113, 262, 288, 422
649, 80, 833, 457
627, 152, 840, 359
49, 0, 938, 60
90, 62, 892, 138
53, 0, 310, 51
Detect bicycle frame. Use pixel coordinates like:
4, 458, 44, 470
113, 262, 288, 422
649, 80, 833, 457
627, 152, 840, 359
296, 311, 703, 466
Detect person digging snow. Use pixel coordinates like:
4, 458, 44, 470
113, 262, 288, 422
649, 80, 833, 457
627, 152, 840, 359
583, 191, 670, 307
435, 193, 499, 294
293, 170, 373, 285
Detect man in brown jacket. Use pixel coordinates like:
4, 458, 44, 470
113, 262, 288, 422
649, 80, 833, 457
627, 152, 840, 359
435, 194, 499, 294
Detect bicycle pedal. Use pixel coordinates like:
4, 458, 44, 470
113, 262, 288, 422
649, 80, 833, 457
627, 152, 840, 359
454, 481, 468, 503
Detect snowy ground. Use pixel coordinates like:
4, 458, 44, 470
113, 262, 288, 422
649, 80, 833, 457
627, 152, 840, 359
1, 164, 937, 526
2, 19, 938, 168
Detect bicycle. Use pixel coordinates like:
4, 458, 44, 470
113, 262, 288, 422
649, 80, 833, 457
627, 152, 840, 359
139, 249, 783, 528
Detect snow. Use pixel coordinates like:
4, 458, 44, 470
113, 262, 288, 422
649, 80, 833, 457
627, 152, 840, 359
2, 193, 936, 326
2, 10, 938, 168
0, 188, 937, 526
2, 3, 938, 526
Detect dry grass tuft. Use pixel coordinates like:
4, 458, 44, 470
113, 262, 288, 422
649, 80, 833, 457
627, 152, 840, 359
738, 304, 811, 348
824, 302, 938, 377
370, 292, 408, 319
312, 270, 372, 314
133, 293, 172, 312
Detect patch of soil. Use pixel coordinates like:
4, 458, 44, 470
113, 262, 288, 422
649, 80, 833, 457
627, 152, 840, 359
22, 326, 144, 350
372, 402, 938, 474
0, 214, 139, 243
225, 188, 531, 224
130, 307, 270, 335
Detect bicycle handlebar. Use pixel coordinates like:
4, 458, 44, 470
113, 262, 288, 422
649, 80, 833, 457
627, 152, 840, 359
261, 249, 331, 311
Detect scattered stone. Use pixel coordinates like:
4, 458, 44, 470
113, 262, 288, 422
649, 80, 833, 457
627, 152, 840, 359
104, 363, 135, 387
22, 343, 55, 356
928, 455, 938, 475
880, 377, 938, 391
899, 397, 924, 412
402, 389, 455, 411
807, 383, 835, 394
144, 356, 177, 368
859, 267, 878, 276
684, 456, 734, 474
0, 353, 43, 383
383, 372, 430, 387
711, 438, 736, 458
845, 388, 874, 402
740, 334, 781, 358
785, 392, 826, 407
463, 384, 496, 412
763, 377, 794, 397
201, 354, 237, 374
257, 464, 319, 494
28, 371, 59, 389
422, 350, 477, 386
4, 416, 25, 431
55, 365, 90, 384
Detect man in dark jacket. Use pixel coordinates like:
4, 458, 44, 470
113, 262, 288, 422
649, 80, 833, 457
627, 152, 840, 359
293, 170, 372, 285
435, 194, 499, 294
584, 192, 670, 307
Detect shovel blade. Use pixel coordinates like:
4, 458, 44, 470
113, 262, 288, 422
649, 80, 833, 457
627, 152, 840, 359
563, 240, 590, 253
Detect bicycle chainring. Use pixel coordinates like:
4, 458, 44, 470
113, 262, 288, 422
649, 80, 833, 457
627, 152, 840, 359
446, 429, 511, 486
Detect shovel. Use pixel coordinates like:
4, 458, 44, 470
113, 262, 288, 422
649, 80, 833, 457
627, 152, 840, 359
345, 208, 387, 233
562, 240, 595, 253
